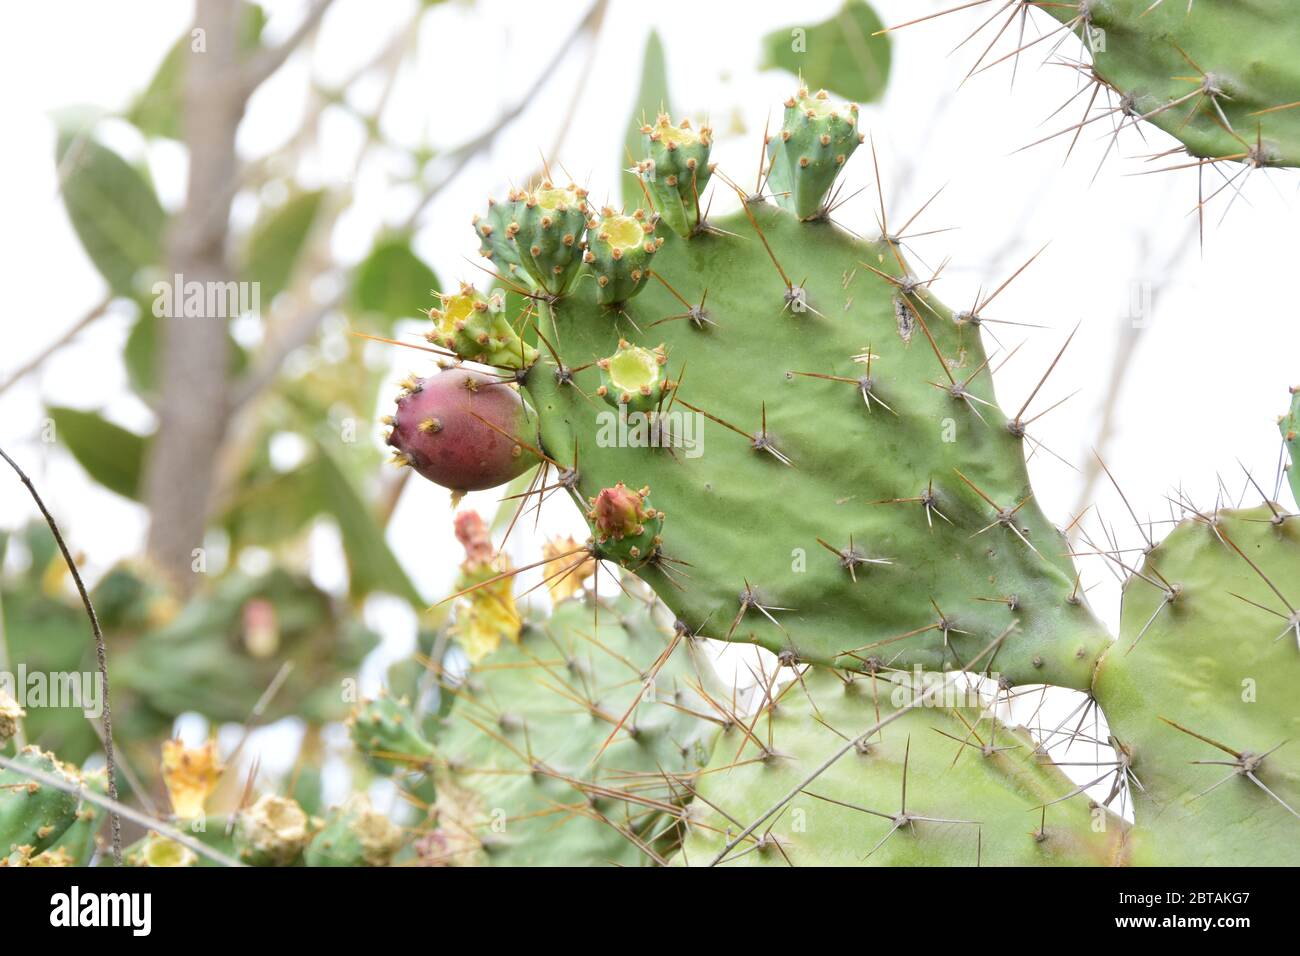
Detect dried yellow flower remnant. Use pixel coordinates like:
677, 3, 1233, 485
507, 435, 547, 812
542, 536, 595, 604
449, 563, 522, 663
162, 739, 223, 820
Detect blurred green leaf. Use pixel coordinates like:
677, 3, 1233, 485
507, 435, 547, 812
762, 0, 891, 103
621, 30, 670, 206
242, 189, 326, 303
46, 407, 150, 501
0, 584, 101, 764
221, 458, 328, 553
123, 310, 156, 398
56, 133, 166, 297
313, 442, 422, 606
351, 235, 439, 330
17, 525, 58, 588
114, 569, 379, 726
127, 3, 267, 140
123, 309, 249, 401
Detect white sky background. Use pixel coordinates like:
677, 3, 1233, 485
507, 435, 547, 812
1, 0, 1297, 737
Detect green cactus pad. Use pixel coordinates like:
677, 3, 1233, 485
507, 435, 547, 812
42, 766, 107, 866
1043, 0, 1300, 167
433, 591, 718, 866
526, 200, 1110, 690
0, 747, 81, 857
1282, 387, 1299, 506
767, 88, 863, 220
1093, 506, 1300, 865
677, 667, 1125, 866
348, 693, 436, 776
638, 114, 713, 237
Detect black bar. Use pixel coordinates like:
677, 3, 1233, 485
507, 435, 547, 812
3, 866, 1285, 941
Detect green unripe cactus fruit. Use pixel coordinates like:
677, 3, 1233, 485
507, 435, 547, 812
596, 340, 672, 413
638, 114, 714, 237
512, 183, 589, 296
434, 589, 718, 866
427, 283, 537, 369
678, 667, 1124, 866
586, 483, 663, 568
235, 794, 311, 866
583, 208, 662, 306
126, 831, 198, 867
1043, 0, 1300, 167
305, 794, 403, 867
475, 194, 526, 283
1282, 386, 1299, 505
0, 747, 81, 857
767, 87, 863, 220
1093, 505, 1300, 865
348, 692, 436, 775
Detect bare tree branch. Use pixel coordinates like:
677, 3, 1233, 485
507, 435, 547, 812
0, 295, 112, 399
240, 0, 336, 94
230, 284, 345, 410
401, 0, 609, 231
143, 0, 245, 592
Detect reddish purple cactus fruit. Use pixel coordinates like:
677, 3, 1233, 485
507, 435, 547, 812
386, 367, 538, 493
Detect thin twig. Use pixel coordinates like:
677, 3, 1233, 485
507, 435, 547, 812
239, 0, 336, 93
399, 0, 609, 232
1070, 220, 1199, 526
224, 660, 295, 769
0, 445, 122, 865
0, 294, 112, 398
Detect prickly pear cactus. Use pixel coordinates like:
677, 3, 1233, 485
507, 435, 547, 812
41, 766, 108, 866
1282, 387, 1299, 504
1092, 506, 1300, 865
474, 93, 1110, 691
432, 590, 718, 866
1043, 0, 1300, 166
305, 795, 404, 867
348, 693, 436, 776
678, 667, 1125, 866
